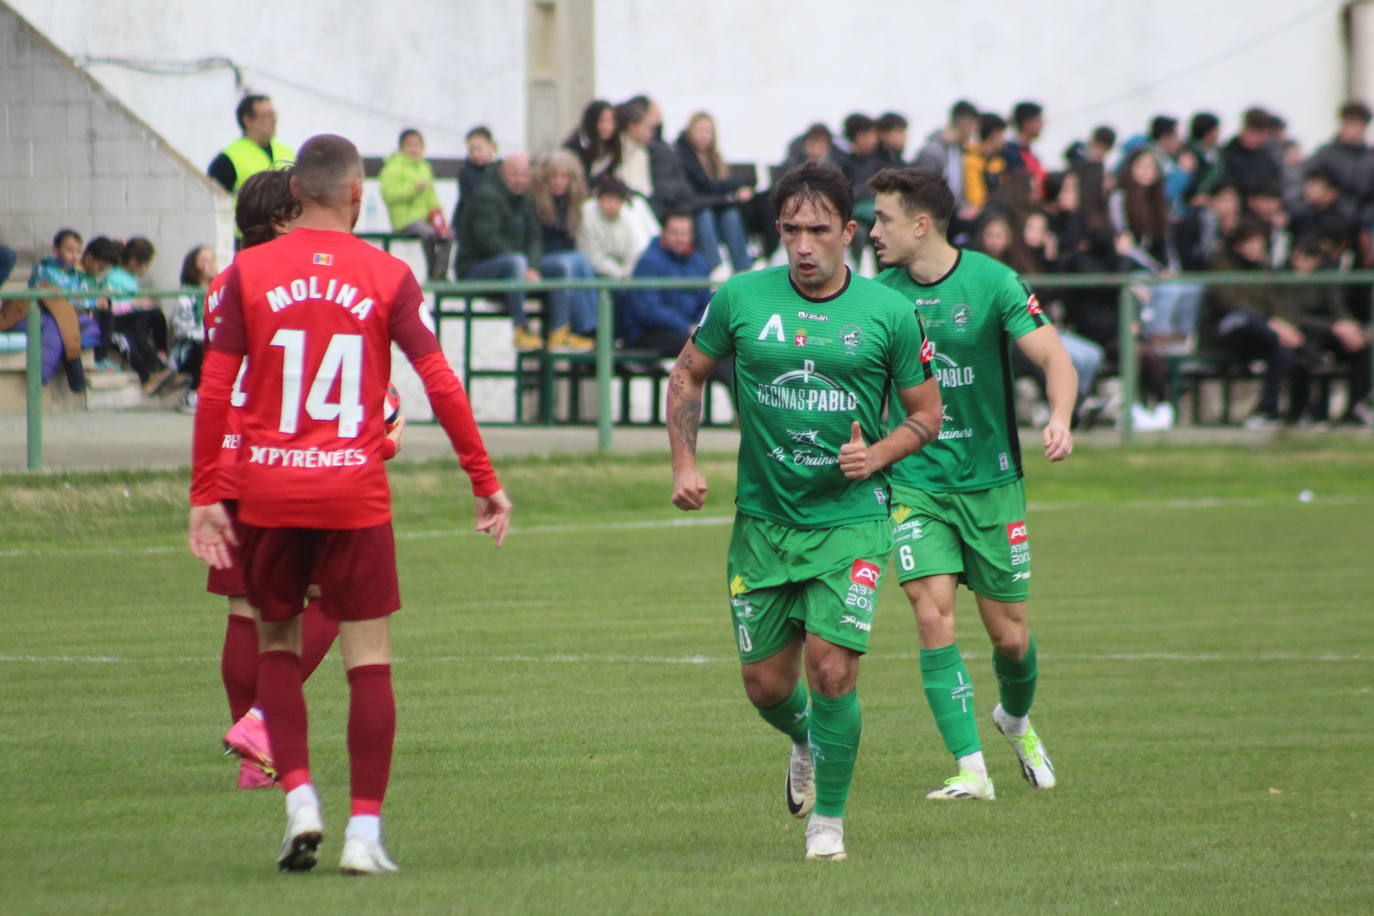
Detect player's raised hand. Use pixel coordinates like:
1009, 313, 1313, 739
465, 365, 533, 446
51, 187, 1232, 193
475, 488, 513, 547
188, 502, 237, 570
1043, 420, 1073, 462
672, 468, 709, 511
839, 420, 872, 480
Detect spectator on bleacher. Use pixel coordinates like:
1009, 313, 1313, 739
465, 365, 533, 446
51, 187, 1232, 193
622, 211, 731, 385
564, 99, 620, 180
1110, 148, 1203, 345
1145, 115, 1197, 211
379, 128, 452, 280
1201, 220, 1296, 427
1244, 183, 1292, 267
675, 111, 754, 273
170, 245, 216, 412
453, 125, 498, 230
1306, 101, 1374, 243
1222, 108, 1283, 199
964, 113, 1008, 212
531, 150, 598, 351
0, 228, 93, 391
915, 100, 979, 217
875, 112, 909, 166
0, 243, 13, 287
207, 95, 294, 201
454, 152, 546, 352
105, 238, 178, 396
1285, 237, 1373, 424
577, 175, 642, 279
1185, 112, 1225, 201
1004, 101, 1047, 198
77, 236, 121, 371
841, 113, 883, 261
779, 122, 845, 174
1067, 125, 1118, 253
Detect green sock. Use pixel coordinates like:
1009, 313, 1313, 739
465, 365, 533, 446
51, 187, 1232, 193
808, 690, 861, 818
756, 682, 810, 745
920, 644, 981, 758
993, 636, 1038, 718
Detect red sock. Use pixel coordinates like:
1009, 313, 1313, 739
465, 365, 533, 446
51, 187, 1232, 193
299, 597, 338, 680
346, 664, 394, 817
257, 650, 311, 792
220, 614, 258, 722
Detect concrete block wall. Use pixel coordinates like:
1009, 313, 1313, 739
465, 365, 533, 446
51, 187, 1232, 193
0, 4, 233, 290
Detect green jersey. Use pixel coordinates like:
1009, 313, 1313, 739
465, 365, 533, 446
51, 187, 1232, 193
694, 266, 933, 529
877, 250, 1048, 496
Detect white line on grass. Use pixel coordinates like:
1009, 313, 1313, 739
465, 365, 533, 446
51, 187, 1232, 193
4, 494, 1370, 559
3, 651, 1370, 665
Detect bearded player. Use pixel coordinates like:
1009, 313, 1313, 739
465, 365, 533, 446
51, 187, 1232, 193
869, 167, 1074, 800
668, 161, 942, 861
189, 134, 512, 875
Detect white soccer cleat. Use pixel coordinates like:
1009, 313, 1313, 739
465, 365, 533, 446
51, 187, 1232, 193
276, 801, 323, 872
804, 818, 847, 862
786, 743, 816, 818
926, 769, 996, 800
339, 833, 399, 876
993, 703, 1056, 789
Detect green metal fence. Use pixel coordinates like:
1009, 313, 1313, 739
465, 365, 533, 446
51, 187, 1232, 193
10, 269, 1373, 470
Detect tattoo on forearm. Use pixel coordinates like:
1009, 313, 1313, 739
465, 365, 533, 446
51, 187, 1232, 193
670, 397, 701, 455
901, 417, 935, 449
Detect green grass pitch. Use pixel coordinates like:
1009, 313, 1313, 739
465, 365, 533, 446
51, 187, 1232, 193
1, 439, 1371, 913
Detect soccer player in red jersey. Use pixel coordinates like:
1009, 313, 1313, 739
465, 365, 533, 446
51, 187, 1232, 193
188, 134, 512, 875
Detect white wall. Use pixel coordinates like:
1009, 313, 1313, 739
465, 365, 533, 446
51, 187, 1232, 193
595, 0, 1349, 168
7, 0, 528, 170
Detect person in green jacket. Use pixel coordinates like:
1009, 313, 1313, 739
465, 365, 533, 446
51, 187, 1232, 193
379, 128, 452, 280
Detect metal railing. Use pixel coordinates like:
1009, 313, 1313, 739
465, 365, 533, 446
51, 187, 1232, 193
9, 269, 1373, 470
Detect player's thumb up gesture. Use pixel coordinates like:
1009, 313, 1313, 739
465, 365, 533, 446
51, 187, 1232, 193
839, 420, 873, 480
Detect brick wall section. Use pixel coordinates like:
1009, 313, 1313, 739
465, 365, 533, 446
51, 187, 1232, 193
0, 4, 232, 289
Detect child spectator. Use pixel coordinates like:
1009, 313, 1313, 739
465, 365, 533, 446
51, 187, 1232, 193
105, 237, 179, 396
0, 228, 95, 391
531, 150, 598, 351
170, 245, 217, 412
675, 111, 754, 273
452, 125, 498, 235
379, 128, 452, 280
576, 175, 644, 280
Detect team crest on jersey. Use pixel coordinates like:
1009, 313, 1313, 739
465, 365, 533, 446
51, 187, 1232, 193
312, 253, 333, 266
953, 306, 970, 326
794, 330, 807, 347
840, 324, 863, 350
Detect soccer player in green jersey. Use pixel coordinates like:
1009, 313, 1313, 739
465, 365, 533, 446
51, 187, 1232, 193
666, 162, 942, 861
868, 167, 1076, 801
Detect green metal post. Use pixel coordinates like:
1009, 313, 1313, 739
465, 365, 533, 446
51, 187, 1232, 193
1117, 285, 1137, 445
25, 300, 43, 470
596, 289, 614, 451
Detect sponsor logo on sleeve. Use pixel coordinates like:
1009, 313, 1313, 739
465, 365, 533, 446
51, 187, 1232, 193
1026, 293, 1042, 316
920, 338, 935, 363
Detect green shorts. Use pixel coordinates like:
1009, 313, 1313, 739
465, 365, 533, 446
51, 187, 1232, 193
725, 514, 892, 664
890, 479, 1031, 601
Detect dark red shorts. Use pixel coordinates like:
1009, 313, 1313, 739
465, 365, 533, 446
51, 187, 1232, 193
237, 521, 400, 623
205, 500, 248, 597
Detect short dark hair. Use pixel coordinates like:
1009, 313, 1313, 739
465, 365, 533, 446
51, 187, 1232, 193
236, 94, 269, 132
1190, 112, 1220, 141
465, 125, 494, 144
950, 100, 978, 123
1340, 100, 1372, 123
843, 113, 876, 143
1229, 217, 1269, 249
398, 128, 422, 147
592, 174, 630, 199
771, 161, 854, 224
52, 228, 81, 250
876, 112, 908, 132
84, 236, 120, 267
1305, 165, 1341, 190
236, 168, 301, 247
979, 113, 1007, 141
868, 167, 955, 233
122, 237, 155, 267
663, 210, 695, 229
802, 122, 832, 144
1291, 235, 1324, 260
1149, 116, 1178, 142
294, 133, 362, 204
1242, 107, 1272, 132
1091, 125, 1117, 149
1012, 101, 1043, 129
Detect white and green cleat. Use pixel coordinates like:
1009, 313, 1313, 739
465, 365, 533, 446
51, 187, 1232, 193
993, 703, 1056, 789
785, 742, 816, 818
926, 769, 996, 800
803, 817, 846, 862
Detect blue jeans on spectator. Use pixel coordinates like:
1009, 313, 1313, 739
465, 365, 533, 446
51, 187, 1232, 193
539, 251, 598, 335
1140, 282, 1203, 339
1058, 329, 1104, 398
694, 206, 752, 273
463, 253, 531, 328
